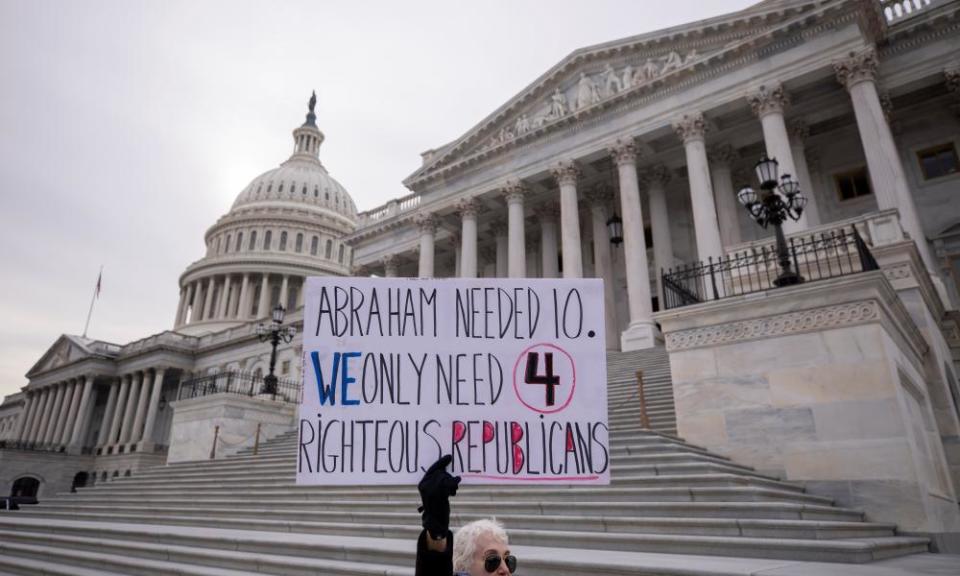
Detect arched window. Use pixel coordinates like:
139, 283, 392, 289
325, 191, 330, 202
224, 234, 231, 253
279, 231, 288, 251
302, 185, 307, 195
338, 244, 345, 263
256, 182, 262, 195
295, 233, 303, 253
263, 230, 272, 250
267, 182, 272, 193
11, 476, 40, 499
249, 230, 257, 251
235, 232, 243, 252
314, 186, 319, 198
70, 472, 89, 493
325, 239, 333, 259
310, 236, 319, 256
278, 182, 284, 193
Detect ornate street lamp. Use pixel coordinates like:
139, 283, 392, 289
255, 304, 296, 395
607, 212, 623, 246
737, 155, 808, 287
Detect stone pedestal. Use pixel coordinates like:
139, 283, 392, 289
167, 394, 296, 463
655, 272, 960, 548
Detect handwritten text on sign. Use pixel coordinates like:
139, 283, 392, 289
296, 278, 609, 485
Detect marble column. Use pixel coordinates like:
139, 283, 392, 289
14, 391, 34, 442
280, 275, 291, 309
36, 386, 58, 445
67, 375, 95, 453
202, 277, 215, 321
644, 166, 675, 306
236, 273, 250, 319
504, 181, 528, 278
416, 213, 438, 278
27, 388, 51, 443
60, 379, 82, 446
217, 276, 233, 319
40, 382, 66, 445
747, 83, 808, 233
140, 367, 167, 450
52, 381, 75, 446
174, 288, 186, 328
787, 121, 821, 227
458, 198, 480, 278
107, 375, 130, 449
258, 274, 270, 318
491, 221, 508, 278
538, 205, 560, 278
526, 237, 540, 278
585, 184, 619, 350
119, 372, 143, 445
708, 144, 742, 248
180, 283, 195, 326
552, 161, 583, 278
674, 113, 724, 265
835, 48, 933, 271
130, 369, 154, 447
611, 140, 657, 350
96, 378, 120, 449
382, 255, 399, 278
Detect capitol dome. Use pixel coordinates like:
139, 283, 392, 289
173, 93, 357, 336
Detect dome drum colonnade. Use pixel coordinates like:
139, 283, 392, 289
173, 95, 357, 333
363, 47, 932, 352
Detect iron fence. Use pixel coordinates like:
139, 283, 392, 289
177, 371, 302, 404
661, 226, 880, 310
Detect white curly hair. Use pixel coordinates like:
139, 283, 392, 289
452, 518, 509, 572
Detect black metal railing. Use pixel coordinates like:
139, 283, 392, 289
177, 371, 302, 404
662, 226, 880, 310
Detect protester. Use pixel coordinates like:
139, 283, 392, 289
416, 455, 517, 576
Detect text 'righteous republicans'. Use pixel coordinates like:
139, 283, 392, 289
297, 277, 609, 485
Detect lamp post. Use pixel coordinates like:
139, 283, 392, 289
607, 212, 623, 246
255, 304, 296, 395
737, 155, 808, 287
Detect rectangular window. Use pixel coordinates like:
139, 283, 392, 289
834, 167, 872, 201
917, 143, 959, 180
281, 360, 290, 375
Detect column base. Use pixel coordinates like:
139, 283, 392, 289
620, 321, 660, 351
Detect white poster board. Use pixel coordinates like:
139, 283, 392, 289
296, 277, 609, 485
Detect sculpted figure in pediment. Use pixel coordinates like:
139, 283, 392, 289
640, 58, 660, 81
603, 64, 622, 97
661, 51, 684, 74
576, 72, 601, 110
622, 64, 635, 88
685, 49, 699, 65
548, 88, 568, 119
514, 113, 530, 135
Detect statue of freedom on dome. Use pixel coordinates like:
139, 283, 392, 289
308, 91, 317, 113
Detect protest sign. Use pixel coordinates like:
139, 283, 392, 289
297, 277, 609, 485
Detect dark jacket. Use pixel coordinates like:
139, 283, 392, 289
415, 528, 455, 576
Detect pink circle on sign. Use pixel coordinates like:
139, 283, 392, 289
512, 342, 576, 414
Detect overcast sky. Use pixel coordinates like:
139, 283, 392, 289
0, 0, 755, 399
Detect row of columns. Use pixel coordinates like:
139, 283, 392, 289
97, 367, 168, 454
380, 48, 926, 351
176, 273, 305, 327
14, 375, 96, 453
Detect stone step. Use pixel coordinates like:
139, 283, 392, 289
13, 506, 895, 540
0, 519, 929, 566
31, 499, 864, 521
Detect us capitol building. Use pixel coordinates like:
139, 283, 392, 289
2, 0, 960, 572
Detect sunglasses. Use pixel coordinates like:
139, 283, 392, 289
483, 553, 518, 573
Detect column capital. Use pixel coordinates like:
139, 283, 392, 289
673, 112, 707, 144
584, 183, 614, 206
380, 254, 399, 268
834, 47, 879, 91
641, 164, 672, 188
788, 119, 810, 142
707, 144, 738, 168
609, 138, 639, 166
747, 83, 790, 118
455, 197, 480, 218
534, 203, 560, 219
501, 179, 529, 204
414, 212, 439, 234
489, 220, 508, 236
551, 160, 581, 186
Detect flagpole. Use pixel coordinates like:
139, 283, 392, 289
82, 266, 102, 338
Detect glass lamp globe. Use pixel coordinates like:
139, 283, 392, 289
754, 156, 779, 189
737, 185, 758, 207
606, 213, 623, 246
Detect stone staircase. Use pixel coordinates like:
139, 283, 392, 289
0, 347, 933, 575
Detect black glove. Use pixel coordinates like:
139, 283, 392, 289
418, 454, 461, 539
